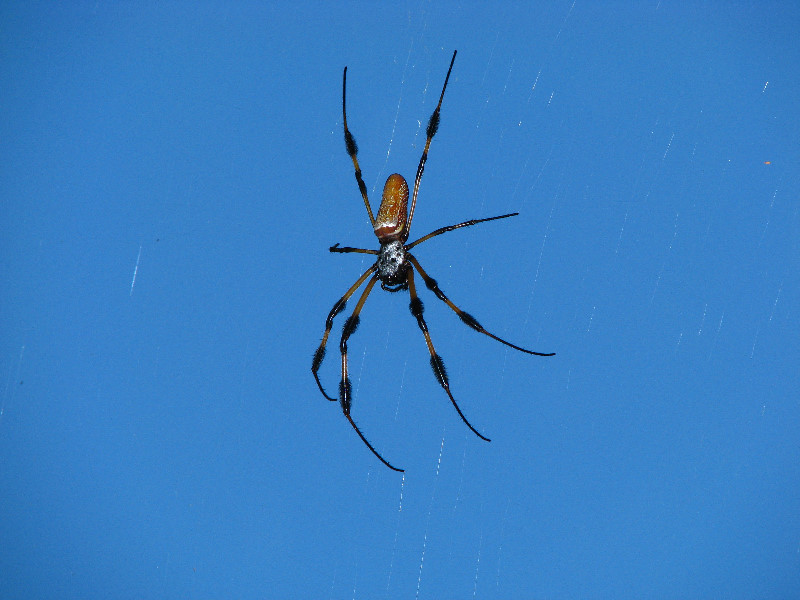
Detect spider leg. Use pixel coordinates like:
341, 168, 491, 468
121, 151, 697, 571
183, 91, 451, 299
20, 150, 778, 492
342, 66, 376, 226
406, 213, 519, 250
338, 273, 403, 472
406, 50, 457, 234
406, 266, 491, 442
329, 243, 379, 255
312, 265, 376, 402
408, 255, 555, 357
344, 412, 403, 472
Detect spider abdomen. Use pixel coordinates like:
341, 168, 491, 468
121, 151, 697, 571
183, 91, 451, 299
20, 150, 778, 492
374, 174, 409, 242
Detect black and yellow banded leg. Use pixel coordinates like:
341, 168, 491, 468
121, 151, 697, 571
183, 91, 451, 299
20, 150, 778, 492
408, 255, 555, 357
342, 66, 375, 226
337, 273, 403, 472
406, 266, 490, 442
312, 265, 376, 401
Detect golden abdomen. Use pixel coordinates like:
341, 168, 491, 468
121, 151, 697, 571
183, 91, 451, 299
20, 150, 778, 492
373, 174, 409, 242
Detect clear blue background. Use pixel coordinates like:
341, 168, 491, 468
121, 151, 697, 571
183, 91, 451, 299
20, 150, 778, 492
2, 2, 798, 598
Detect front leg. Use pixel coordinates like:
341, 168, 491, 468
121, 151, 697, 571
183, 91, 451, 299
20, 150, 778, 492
312, 266, 375, 401
336, 274, 403, 472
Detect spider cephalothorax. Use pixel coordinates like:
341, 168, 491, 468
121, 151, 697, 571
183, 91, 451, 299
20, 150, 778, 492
312, 50, 554, 472
376, 238, 409, 291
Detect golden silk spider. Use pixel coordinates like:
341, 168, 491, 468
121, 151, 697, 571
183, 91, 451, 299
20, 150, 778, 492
312, 50, 554, 471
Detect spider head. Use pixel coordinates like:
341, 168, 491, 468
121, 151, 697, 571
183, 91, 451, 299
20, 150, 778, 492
376, 239, 409, 288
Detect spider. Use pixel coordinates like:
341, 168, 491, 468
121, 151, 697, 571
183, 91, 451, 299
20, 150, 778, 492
312, 50, 555, 472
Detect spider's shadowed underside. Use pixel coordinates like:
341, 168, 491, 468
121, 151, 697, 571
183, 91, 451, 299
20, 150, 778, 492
312, 50, 554, 472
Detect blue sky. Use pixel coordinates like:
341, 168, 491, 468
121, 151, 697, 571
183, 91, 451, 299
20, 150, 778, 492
1, 2, 798, 598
